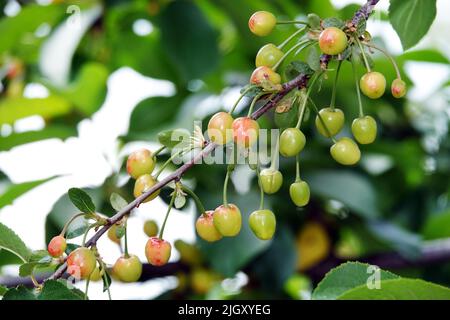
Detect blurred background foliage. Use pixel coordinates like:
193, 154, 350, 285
0, 0, 449, 299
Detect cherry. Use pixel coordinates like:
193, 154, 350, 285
249, 209, 276, 240
112, 254, 142, 282
296, 222, 330, 271
213, 204, 242, 237
108, 224, 121, 243
330, 137, 361, 165
289, 181, 310, 207
259, 168, 283, 194
315, 107, 345, 137
191, 268, 220, 294
143, 220, 159, 237
47, 235, 67, 258
89, 265, 104, 281
232, 117, 260, 148
318, 27, 348, 55
360, 71, 386, 99
195, 211, 223, 242
250, 66, 281, 86
126, 148, 155, 179
351, 116, 377, 144
66, 247, 96, 279
248, 11, 276, 37
145, 237, 171, 266
207, 111, 233, 145
279, 128, 306, 157
134, 174, 160, 202
255, 44, 284, 68
391, 78, 406, 98
174, 240, 202, 266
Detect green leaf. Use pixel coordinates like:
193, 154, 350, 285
240, 84, 263, 98
110, 193, 128, 212
157, 128, 191, 150
322, 17, 345, 29
422, 210, 450, 240
0, 177, 53, 210
307, 46, 321, 71
102, 270, 112, 293
338, 278, 450, 300
285, 61, 314, 81
399, 49, 450, 64
68, 188, 96, 214
66, 223, 90, 239
0, 96, 72, 125
38, 280, 83, 300
159, 1, 219, 81
305, 170, 379, 219
0, 222, 31, 262
65, 243, 81, 255
0, 285, 7, 296
389, 0, 437, 50
2, 285, 36, 300
312, 262, 399, 300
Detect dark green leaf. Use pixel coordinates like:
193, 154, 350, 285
110, 193, 128, 212
159, 1, 219, 81
389, 0, 437, 50
0, 222, 31, 262
38, 280, 83, 300
285, 61, 314, 81
399, 49, 450, 64
2, 286, 36, 300
102, 270, 112, 293
68, 188, 96, 214
322, 17, 345, 29
0, 285, 7, 296
66, 223, 90, 239
0, 177, 54, 209
65, 243, 81, 255
240, 84, 263, 98
312, 262, 399, 300
338, 278, 450, 300
157, 128, 191, 149
307, 46, 321, 71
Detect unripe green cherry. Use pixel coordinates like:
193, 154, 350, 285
279, 128, 306, 157
66, 247, 96, 279
351, 116, 377, 144
391, 78, 406, 98
232, 117, 260, 148
330, 137, 361, 165
260, 168, 283, 194
143, 220, 159, 237
289, 181, 310, 207
250, 66, 281, 86
126, 149, 155, 179
47, 235, 67, 258
134, 174, 160, 202
196, 211, 223, 242
315, 108, 345, 137
89, 265, 104, 281
213, 204, 242, 237
249, 209, 276, 240
248, 11, 276, 37
207, 112, 233, 145
145, 237, 172, 266
318, 27, 348, 55
113, 254, 142, 282
255, 44, 284, 68
108, 224, 121, 243
360, 71, 386, 99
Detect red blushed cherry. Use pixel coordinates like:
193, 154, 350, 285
145, 237, 171, 266
213, 204, 242, 237
391, 78, 406, 98
207, 112, 234, 145
195, 211, 223, 242
66, 247, 96, 279
248, 11, 277, 37
126, 148, 155, 179
48, 235, 67, 258
250, 66, 281, 86
318, 27, 348, 55
232, 117, 260, 148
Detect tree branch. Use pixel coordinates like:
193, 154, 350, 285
47, 0, 380, 282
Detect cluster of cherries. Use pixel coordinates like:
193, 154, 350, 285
46, 9, 407, 284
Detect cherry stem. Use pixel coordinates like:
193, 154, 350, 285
308, 96, 337, 143
256, 165, 264, 210
356, 38, 371, 72
276, 20, 309, 26
158, 190, 176, 240
181, 184, 206, 216
330, 60, 343, 111
229, 86, 253, 115
152, 145, 166, 157
295, 154, 301, 182
100, 260, 112, 300
124, 219, 129, 258
84, 277, 91, 300
222, 165, 233, 207
273, 39, 311, 71
247, 92, 267, 117
81, 224, 97, 247
295, 73, 320, 129
278, 26, 307, 50
351, 50, 365, 118
60, 212, 86, 236
363, 42, 402, 79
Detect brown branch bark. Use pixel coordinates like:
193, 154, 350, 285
47, 0, 380, 282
